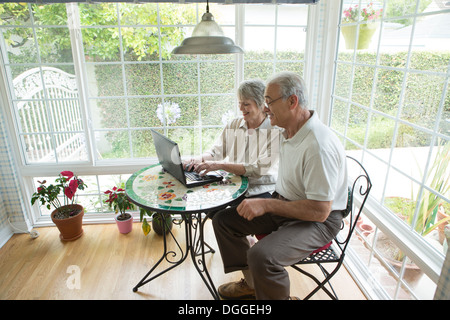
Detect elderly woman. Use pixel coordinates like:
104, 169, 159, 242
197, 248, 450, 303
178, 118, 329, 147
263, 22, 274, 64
185, 79, 280, 199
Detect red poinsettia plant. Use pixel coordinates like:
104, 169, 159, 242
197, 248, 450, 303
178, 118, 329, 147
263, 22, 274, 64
31, 171, 88, 218
104, 185, 136, 221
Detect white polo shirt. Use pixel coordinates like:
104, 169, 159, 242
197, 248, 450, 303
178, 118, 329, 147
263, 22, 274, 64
275, 111, 348, 211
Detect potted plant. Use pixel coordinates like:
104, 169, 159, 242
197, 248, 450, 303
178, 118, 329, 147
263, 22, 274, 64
31, 171, 87, 241
382, 140, 450, 281
341, 2, 383, 50
388, 141, 450, 240
104, 185, 135, 234
140, 209, 173, 236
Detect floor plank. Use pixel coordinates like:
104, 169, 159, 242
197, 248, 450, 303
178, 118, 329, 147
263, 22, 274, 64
0, 221, 366, 300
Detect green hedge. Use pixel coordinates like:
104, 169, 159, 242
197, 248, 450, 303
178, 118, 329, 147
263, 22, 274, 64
95, 50, 449, 158
334, 51, 450, 149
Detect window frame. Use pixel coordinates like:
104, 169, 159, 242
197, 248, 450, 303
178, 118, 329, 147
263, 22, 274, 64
327, 0, 449, 298
0, 2, 313, 226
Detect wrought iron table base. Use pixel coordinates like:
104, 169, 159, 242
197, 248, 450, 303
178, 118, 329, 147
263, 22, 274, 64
132, 212, 219, 300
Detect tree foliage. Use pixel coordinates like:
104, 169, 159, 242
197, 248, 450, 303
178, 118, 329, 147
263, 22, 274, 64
0, 3, 195, 61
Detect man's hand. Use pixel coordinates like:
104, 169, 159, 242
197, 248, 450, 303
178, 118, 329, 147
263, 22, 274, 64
237, 197, 333, 223
237, 198, 268, 221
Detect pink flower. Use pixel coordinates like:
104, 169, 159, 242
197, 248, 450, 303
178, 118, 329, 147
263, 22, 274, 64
60, 171, 74, 179
64, 179, 79, 200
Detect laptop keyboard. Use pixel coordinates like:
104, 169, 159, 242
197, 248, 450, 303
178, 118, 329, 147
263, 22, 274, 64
185, 171, 207, 181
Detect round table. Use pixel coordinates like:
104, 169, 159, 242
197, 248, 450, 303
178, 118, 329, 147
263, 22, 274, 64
125, 164, 248, 299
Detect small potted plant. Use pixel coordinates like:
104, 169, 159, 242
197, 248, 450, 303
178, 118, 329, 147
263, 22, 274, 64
104, 185, 135, 234
140, 209, 173, 236
31, 171, 87, 241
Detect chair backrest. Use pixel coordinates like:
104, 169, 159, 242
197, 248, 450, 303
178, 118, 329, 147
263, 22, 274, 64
335, 156, 372, 253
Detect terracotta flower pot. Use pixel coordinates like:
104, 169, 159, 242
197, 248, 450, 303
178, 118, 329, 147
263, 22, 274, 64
115, 213, 133, 234
372, 232, 424, 284
51, 204, 84, 241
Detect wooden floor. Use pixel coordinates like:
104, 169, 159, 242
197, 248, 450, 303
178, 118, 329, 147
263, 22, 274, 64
0, 220, 366, 300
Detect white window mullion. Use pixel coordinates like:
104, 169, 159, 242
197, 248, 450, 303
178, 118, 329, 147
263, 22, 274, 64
305, 0, 341, 124
66, 3, 95, 166
235, 4, 244, 90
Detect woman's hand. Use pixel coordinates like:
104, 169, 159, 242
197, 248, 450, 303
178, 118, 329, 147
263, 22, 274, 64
193, 161, 217, 175
182, 157, 202, 171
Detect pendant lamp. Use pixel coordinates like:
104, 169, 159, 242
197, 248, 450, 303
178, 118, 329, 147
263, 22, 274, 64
172, 1, 243, 55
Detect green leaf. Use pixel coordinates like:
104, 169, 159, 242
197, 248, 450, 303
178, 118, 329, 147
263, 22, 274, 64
142, 218, 151, 236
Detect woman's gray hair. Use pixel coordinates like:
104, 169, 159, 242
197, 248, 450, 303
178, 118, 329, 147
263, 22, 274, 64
238, 79, 266, 110
266, 71, 308, 108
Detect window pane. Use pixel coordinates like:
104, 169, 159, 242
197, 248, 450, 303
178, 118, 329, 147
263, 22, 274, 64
122, 27, 159, 62
244, 61, 273, 81
129, 98, 161, 128
93, 99, 127, 129
162, 63, 197, 95
245, 5, 275, 25
244, 26, 275, 56
36, 27, 73, 63
2, 27, 38, 64
352, 65, 375, 106
82, 28, 120, 62
366, 113, 395, 153
79, 3, 118, 26
97, 130, 130, 159
126, 64, 161, 96
91, 65, 124, 97
373, 69, 403, 116
334, 62, 353, 98
330, 99, 348, 136
200, 61, 235, 94
201, 95, 235, 126
347, 104, 369, 146
277, 26, 307, 53
401, 73, 445, 131
277, 4, 308, 24
131, 130, 156, 158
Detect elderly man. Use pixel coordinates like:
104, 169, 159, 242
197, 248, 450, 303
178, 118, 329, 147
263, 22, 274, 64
212, 71, 348, 300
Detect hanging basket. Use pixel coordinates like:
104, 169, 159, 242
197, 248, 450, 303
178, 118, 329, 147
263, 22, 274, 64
341, 23, 378, 50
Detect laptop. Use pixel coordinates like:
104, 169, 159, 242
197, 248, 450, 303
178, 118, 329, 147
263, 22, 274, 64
151, 129, 223, 188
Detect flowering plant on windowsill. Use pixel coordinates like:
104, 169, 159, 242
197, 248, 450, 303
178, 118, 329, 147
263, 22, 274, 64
342, 2, 382, 24
31, 171, 88, 219
104, 185, 136, 221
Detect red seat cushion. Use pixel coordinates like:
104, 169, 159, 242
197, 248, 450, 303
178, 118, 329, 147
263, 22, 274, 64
254, 234, 331, 255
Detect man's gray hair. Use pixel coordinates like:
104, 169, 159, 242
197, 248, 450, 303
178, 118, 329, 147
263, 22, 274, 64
238, 79, 266, 110
266, 71, 308, 108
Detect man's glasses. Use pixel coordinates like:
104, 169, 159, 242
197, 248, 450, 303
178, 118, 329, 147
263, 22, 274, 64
264, 96, 283, 108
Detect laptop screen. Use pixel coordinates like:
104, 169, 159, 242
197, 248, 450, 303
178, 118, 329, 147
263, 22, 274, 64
150, 129, 186, 184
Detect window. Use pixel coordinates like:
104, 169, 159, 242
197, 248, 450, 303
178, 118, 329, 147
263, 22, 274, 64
332, 0, 449, 299
0, 3, 309, 220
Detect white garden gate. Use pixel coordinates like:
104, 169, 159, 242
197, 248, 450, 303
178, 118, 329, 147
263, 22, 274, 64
13, 67, 85, 163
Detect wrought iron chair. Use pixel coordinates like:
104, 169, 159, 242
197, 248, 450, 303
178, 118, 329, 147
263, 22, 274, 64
256, 156, 372, 300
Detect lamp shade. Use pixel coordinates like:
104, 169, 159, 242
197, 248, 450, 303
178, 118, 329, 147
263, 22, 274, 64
172, 11, 243, 54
